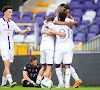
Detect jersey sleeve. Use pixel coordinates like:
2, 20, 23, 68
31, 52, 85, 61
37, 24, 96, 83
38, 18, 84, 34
23, 65, 28, 72
53, 16, 58, 22
13, 21, 21, 33
65, 18, 74, 22
48, 23, 56, 30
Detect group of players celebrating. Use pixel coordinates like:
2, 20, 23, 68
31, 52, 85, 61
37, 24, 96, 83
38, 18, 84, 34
0, 4, 82, 88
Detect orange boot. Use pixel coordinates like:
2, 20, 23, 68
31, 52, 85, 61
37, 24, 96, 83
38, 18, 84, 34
72, 79, 82, 88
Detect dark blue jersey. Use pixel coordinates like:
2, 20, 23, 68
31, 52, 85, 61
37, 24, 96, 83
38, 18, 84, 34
23, 63, 42, 82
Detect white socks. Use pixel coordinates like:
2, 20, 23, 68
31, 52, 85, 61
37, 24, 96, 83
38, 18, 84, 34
36, 75, 42, 84
70, 66, 79, 81
65, 68, 71, 88
1, 76, 7, 86
55, 68, 64, 85
6, 74, 13, 85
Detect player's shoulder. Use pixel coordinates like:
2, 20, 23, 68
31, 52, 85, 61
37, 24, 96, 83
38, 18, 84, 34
0, 18, 3, 22
9, 19, 15, 23
25, 63, 31, 68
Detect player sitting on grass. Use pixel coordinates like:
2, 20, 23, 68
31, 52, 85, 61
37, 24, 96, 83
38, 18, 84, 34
1, 5, 31, 88
21, 56, 42, 87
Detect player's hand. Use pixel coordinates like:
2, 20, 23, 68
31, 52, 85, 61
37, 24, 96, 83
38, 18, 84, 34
70, 22, 75, 27
26, 27, 31, 32
32, 82, 36, 85
60, 32, 66, 37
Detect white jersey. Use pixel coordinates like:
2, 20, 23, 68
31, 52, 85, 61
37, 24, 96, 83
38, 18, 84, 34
49, 23, 70, 43
0, 18, 21, 49
40, 25, 54, 51
54, 16, 74, 41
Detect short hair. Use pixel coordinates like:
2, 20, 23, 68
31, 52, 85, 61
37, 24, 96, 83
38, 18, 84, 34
2, 6, 12, 13
58, 3, 66, 7
45, 16, 54, 22
64, 5, 70, 10
55, 7, 65, 14
58, 12, 66, 21
29, 56, 37, 62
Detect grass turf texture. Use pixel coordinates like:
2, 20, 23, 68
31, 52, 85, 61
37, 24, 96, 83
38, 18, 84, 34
0, 85, 100, 90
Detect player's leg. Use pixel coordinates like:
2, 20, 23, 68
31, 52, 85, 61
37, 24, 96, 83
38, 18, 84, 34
61, 64, 65, 84
1, 49, 10, 88
1, 69, 8, 88
64, 65, 71, 88
21, 79, 34, 87
71, 65, 82, 88
36, 50, 46, 85
63, 50, 73, 88
68, 47, 82, 88
45, 65, 52, 78
55, 50, 64, 88
36, 65, 46, 85
44, 50, 53, 79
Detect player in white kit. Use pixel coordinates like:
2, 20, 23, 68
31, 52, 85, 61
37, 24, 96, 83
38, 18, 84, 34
36, 16, 56, 85
49, 12, 73, 88
54, 5, 82, 88
0, 6, 31, 88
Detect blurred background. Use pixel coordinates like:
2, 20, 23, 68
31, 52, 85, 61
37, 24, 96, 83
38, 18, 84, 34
0, 0, 100, 54
0, 0, 100, 86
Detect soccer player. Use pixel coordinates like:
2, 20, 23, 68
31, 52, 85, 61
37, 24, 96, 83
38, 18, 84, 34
0, 6, 31, 88
36, 16, 59, 85
49, 12, 73, 88
53, 5, 82, 88
21, 56, 42, 87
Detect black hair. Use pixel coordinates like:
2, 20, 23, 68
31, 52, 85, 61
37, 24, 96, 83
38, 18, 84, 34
58, 3, 66, 7
58, 12, 66, 21
64, 5, 70, 10
2, 5, 12, 13
45, 16, 54, 22
29, 56, 37, 62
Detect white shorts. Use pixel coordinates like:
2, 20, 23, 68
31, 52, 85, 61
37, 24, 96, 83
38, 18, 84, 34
40, 49, 54, 65
0, 48, 14, 63
54, 44, 74, 65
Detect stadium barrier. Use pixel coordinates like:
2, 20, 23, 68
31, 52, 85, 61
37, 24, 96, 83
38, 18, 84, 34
74, 18, 100, 51
1, 53, 100, 85
83, 34, 100, 51
14, 42, 83, 56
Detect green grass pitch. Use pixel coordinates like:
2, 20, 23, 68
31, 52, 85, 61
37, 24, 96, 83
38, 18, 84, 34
0, 85, 100, 90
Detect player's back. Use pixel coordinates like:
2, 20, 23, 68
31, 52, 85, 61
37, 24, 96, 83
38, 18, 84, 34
40, 25, 54, 51
54, 24, 70, 43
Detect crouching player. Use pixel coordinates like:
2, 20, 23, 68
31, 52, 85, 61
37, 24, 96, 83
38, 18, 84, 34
21, 56, 42, 87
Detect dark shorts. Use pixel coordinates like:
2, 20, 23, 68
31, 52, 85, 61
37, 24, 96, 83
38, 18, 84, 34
22, 80, 34, 87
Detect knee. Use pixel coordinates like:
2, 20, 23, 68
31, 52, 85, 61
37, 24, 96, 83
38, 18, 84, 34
55, 65, 60, 68
21, 79, 26, 85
